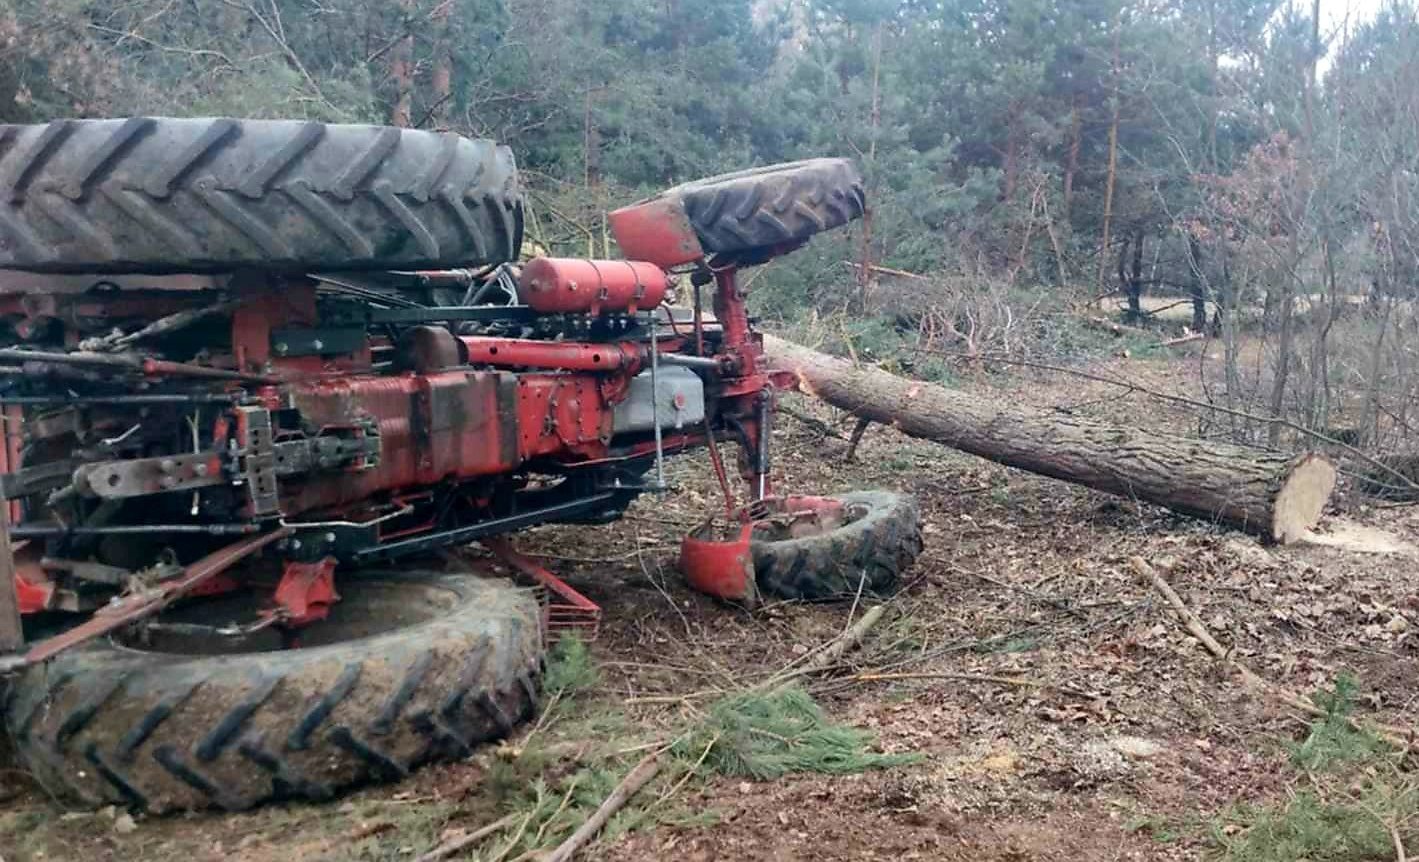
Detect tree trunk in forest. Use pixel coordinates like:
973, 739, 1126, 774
1126, 227, 1144, 322
1187, 232, 1208, 333
1206, 0, 1220, 171
389, 3, 414, 128
429, 1, 452, 128
856, 22, 883, 314
1269, 0, 1320, 448
1062, 94, 1082, 225
583, 89, 601, 188
763, 334, 1336, 543
1097, 8, 1122, 289
1003, 104, 1021, 205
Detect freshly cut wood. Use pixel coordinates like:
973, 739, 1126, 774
763, 335, 1335, 543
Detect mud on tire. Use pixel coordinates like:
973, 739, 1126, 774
2, 572, 543, 813
0, 118, 522, 274
751, 490, 923, 601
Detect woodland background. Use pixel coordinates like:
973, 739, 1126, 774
2, 0, 1418, 458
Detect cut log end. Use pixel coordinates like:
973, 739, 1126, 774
763, 333, 1338, 543
1271, 453, 1338, 544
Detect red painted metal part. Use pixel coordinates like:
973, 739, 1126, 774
515, 375, 616, 460
460, 337, 645, 372
13, 576, 51, 614
606, 196, 706, 269
680, 521, 757, 603
679, 497, 843, 603
712, 267, 765, 391
518, 258, 669, 315
20, 527, 292, 666
482, 537, 600, 642
272, 557, 339, 626
282, 371, 519, 514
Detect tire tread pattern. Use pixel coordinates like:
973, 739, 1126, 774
674, 158, 865, 258
2, 573, 542, 813
751, 490, 924, 600
0, 118, 521, 274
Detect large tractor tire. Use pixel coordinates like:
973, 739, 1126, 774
2, 572, 542, 813
751, 490, 923, 601
0, 118, 522, 274
610, 159, 865, 267
674, 159, 865, 260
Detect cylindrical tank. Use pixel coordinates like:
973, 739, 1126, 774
517, 258, 669, 315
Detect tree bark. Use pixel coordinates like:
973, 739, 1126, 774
855, 23, 883, 315
429, 0, 453, 128
1126, 227, 1144, 322
389, 3, 414, 128
1096, 7, 1122, 290
1187, 232, 1207, 333
1062, 93, 1081, 225
763, 335, 1336, 543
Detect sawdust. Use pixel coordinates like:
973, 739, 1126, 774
1299, 519, 1419, 557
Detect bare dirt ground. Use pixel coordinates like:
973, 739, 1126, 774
4, 345, 1419, 861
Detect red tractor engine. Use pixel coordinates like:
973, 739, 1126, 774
0, 119, 919, 814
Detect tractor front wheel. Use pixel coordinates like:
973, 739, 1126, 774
3, 571, 542, 813
751, 490, 923, 600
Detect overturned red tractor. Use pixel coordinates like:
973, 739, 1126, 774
0, 119, 921, 812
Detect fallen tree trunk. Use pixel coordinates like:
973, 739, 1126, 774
762, 335, 1335, 543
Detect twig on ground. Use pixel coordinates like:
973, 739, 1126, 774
544, 754, 662, 862
488, 810, 536, 862
1130, 556, 1414, 746
530, 775, 582, 848
843, 570, 869, 635
844, 261, 932, 281
633, 521, 693, 640
622, 690, 722, 705
764, 605, 886, 693
414, 813, 518, 862
653, 732, 721, 808
845, 417, 872, 461
778, 404, 845, 439
522, 689, 562, 742
847, 671, 1097, 699
1359, 801, 1409, 862
351, 821, 395, 840
959, 567, 1088, 621
1153, 332, 1205, 348
1388, 818, 1409, 862
525, 546, 670, 565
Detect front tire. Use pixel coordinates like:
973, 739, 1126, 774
3, 571, 542, 813
751, 490, 924, 600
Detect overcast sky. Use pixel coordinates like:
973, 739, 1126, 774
1318, 0, 1383, 44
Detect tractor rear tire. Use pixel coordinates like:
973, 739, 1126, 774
751, 490, 923, 601
0, 118, 522, 274
2, 571, 542, 813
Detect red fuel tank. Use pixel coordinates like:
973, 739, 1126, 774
517, 258, 668, 315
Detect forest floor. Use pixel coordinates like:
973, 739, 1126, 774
5, 341, 1419, 861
